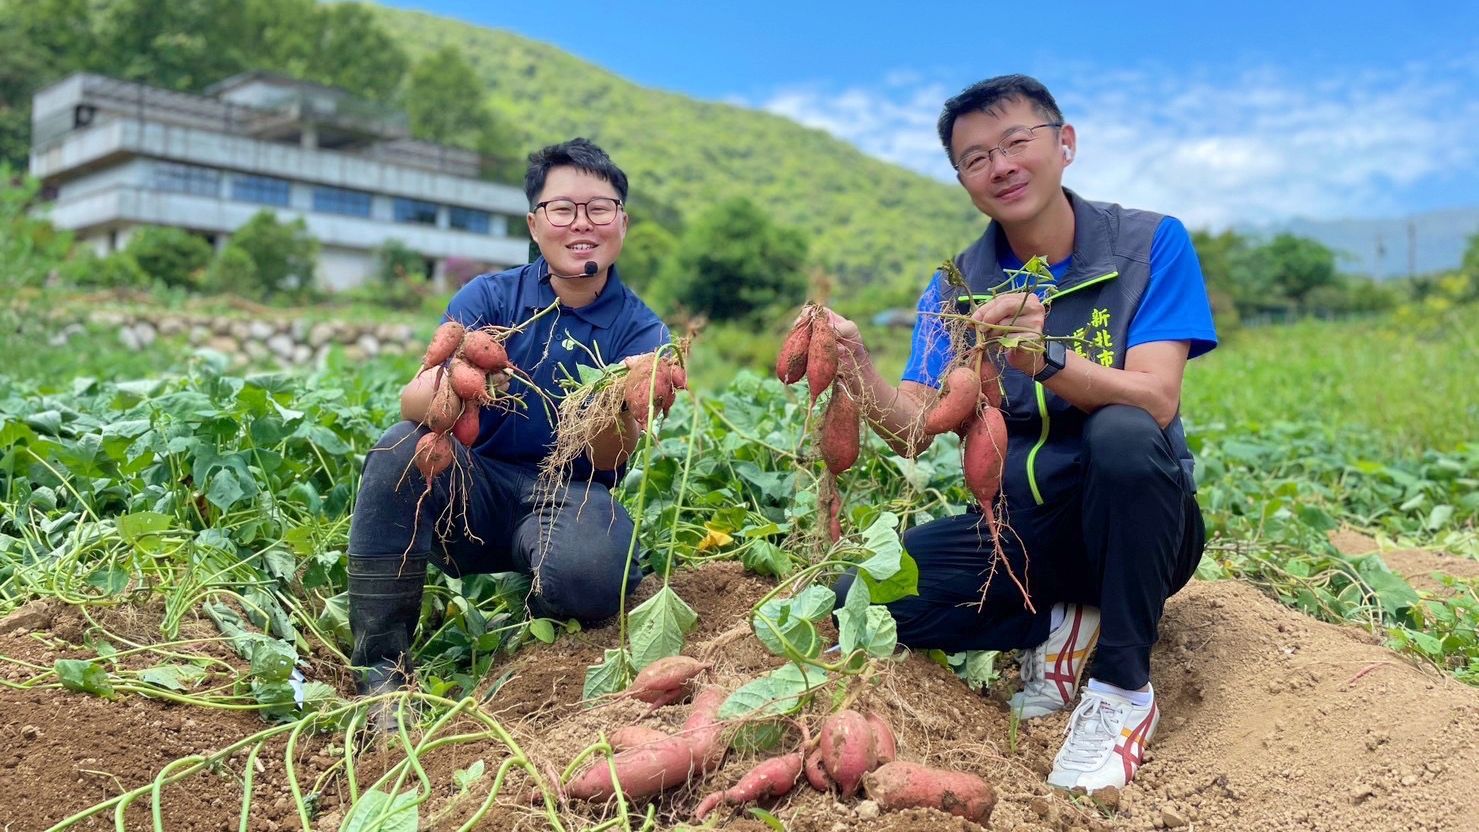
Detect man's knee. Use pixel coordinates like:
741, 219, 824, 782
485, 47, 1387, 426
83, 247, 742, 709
536, 560, 639, 623
1084, 405, 1171, 481
363, 421, 423, 479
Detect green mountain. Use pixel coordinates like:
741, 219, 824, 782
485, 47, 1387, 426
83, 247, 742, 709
366, 4, 984, 290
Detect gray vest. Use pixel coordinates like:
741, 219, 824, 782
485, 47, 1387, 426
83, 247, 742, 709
951, 189, 1195, 508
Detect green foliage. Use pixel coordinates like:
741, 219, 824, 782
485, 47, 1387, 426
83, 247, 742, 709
58, 247, 150, 289
0, 171, 73, 294
652, 197, 808, 322
376, 239, 425, 285
203, 242, 260, 294
124, 225, 212, 289
404, 46, 520, 182
616, 221, 677, 292
230, 210, 318, 297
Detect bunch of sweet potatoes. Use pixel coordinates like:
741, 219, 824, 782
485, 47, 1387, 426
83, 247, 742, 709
405, 321, 519, 481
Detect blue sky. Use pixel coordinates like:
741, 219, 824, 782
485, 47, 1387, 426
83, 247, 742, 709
386, 1, 1478, 229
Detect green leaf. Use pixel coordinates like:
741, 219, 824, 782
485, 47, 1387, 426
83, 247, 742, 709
791, 585, 837, 622
856, 512, 904, 581
1427, 504, 1455, 531
861, 549, 918, 605
339, 788, 419, 832
718, 663, 829, 720
860, 606, 898, 658
262, 547, 297, 583
835, 577, 871, 657
752, 602, 820, 660
453, 760, 485, 791
947, 650, 999, 691
746, 807, 787, 831
205, 468, 246, 511
1355, 555, 1420, 613
137, 664, 207, 691
739, 539, 794, 578
118, 511, 171, 545
55, 659, 114, 698
528, 619, 556, 644
582, 648, 632, 702
250, 639, 298, 683
627, 586, 698, 670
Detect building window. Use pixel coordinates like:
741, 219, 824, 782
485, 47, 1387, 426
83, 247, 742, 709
394, 197, 439, 225
449, 206, 491, 234
313, 186, 372, 217
231, 174, 291, 207
152, 161, 220, 197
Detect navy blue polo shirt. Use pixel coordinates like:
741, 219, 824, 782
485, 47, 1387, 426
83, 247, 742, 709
443, 257, 669, 486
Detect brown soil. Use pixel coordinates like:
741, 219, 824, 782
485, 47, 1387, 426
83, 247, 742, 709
2, 561, 1477, 831
1331, 527, 1479, 594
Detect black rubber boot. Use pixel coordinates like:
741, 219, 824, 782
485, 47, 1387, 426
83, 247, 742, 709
348, 555, 427, 696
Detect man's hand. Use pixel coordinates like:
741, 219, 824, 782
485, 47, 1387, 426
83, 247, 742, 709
971, 292, 1047, 376
814, 308, 871, 380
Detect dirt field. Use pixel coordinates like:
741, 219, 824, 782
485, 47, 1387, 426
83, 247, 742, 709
2, 558, 1477, 832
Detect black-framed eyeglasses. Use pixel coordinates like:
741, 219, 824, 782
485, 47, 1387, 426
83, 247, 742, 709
534, 197, 623, 227
953, 123, 1062, 178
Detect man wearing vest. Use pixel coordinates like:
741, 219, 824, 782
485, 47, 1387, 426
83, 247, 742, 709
828, 75, 1217, 790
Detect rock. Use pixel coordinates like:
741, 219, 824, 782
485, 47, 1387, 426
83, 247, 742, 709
0, 600, 53, 634
292, 344, 312, 365
158, 317, 185, 337
1349, 785, 1375, 803
117, 325, 140, 350
1161, 806, 1189, 828
229, 320, 250, 339
355, 334, 381, 357
313, 344, 331, 367
855, 800, 879, 820
19, 726, 39, 742
344, 346, 367, 363
133, 322, 156, 348
1029, 796, 1053, 818
244, 340, 269, 361
1090, 785, 1121, 811
266, 333, 296, 359
307, 323, 335, 348
206, 336, 239, 356
290, 318, 309, 340
248, 320, 275, 340
189, 325, 211, 345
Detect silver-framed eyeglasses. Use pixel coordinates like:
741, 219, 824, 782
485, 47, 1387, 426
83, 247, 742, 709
953, 123, 1062, 178
535, 197, 623, 227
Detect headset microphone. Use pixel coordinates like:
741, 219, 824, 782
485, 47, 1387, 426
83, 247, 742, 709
584, 261, 598, 276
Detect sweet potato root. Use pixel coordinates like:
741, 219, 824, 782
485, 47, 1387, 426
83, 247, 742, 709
459, 328, 509, 372
693, 751, 804, 820
451, 401, 481, 446
819, 709, 877, 798
608, 725, 672, 752
865, 712, 897, 763
563, 735, 700, 803
413, 431, 453, 481
979, 356, 1002, 409
624, 655, 709, 705
775, 315, 813, 384
923, 365, 980, 435
425, 374, 463, 433
820, 387, 860, 475
421, 321, 465, 370
448, 358, 489, 404
961, 407, 1007, 509
682, 685, 729, 773
806, 313, 838, 401
803, 747, 832, 791
863, 761, 996, 824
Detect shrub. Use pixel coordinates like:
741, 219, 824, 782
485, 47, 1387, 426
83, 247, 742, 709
124, 226, 213, 290
231, 210, 318, 298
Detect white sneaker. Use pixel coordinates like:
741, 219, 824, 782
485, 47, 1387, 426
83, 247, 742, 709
1047, 687, 1159, 791
1009, 604, 1101, 719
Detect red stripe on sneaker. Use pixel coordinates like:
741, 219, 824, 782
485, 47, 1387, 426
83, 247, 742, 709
1045, 607, 1084, 702
1114, 702, 1158, 783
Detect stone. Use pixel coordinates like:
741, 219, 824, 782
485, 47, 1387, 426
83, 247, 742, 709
855, 800, 879, 820
308, 323, 335, 348
206, 337, 239, 356
248, 320, 275, 340
1161, 807, 1189, 828
355, 334, 381, 357
229, 320, 250, 339
158, 317, 185, 337
0, 601, 53, 634
132, 322, 156, 347
189, 325, 211, 345
117, 325, 139, 350
266, 333, 296, 359
244, 340, 268, 361
292, 344, 312, 365
290, 318, 309, 340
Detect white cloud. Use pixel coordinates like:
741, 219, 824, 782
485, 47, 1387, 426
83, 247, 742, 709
752, 61, 1479, 228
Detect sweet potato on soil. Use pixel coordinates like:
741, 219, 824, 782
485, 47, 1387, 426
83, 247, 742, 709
421, 321, 465, 370
451, 402, 481, 446
693, 751, 804, 820
682, 685, 729, 773
804, 747, 832, 791
413, 432, 453, 481
448, 358, 489, 404
865, 712, 898, 763
806, 314, 838, 400
459, 328, 508, 373
608, 725, 672, 752
820, 387, 860, 475
819, 709, 877, 798
563, 735, 700, 803
923, 365, 980, 435
775, 315, 813, 384
624, 655, 709, 705
863, 761, 997, 824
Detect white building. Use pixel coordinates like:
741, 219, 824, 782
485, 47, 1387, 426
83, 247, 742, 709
29, 72, 531, 290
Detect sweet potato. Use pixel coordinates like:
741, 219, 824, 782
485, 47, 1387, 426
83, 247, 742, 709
806, 314, 839, 400
459, 328, 508, 372
448, 358, 488, 404
425, 374, 462, 433
775, 316, 812, 384
608, 725, 672, 752
923, 365, 980, 435
865, 712, 897, 764
623, 354, 657, 427
863, 761, 996, 824
563, 735, 699, 803
961, 407, 1007, 509
451, 401, 481, 446
421, 321, 465, 369
820, 387, 860, 475
979, 356, 1002, 409
693, 751, 804, 820
413, 431, 453, 481
668, 363, 687, 391
819, 709, 877, 797
803, 747, 832, 791
625, 655, 708, 705
683, 685, 729, 773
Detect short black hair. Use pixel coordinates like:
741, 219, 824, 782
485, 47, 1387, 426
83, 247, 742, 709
936, 75, 1064, 163
523, 138, 629, 209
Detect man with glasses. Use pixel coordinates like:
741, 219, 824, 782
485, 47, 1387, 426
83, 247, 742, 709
345, 139, 668, 706
828, 75, 1217, 791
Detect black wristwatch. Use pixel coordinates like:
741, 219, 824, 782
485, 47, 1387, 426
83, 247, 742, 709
1032, 340, 1067, 383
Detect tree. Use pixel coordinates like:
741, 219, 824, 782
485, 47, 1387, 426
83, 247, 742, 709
404, 46, 519, 183
1462, 230, 1479, 281
124, 226, 212, 289
652, 197, 807, 322
230, 210, 317, 297
617, 222, 677, 291
92, 0, 250, 91
303, 4, 408, 103
1260, 233, 1339, 309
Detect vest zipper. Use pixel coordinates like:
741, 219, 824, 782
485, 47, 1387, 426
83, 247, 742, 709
1026, 381, 1050, 505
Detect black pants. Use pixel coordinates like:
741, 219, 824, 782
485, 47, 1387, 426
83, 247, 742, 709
838, 405, 1204, 690
347, 421, 642, 622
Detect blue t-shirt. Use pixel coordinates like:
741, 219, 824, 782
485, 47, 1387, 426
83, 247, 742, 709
902, 216, 1218, 387
443, 258, 669, 486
